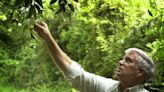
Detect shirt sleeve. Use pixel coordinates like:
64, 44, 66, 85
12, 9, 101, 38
64, 61, 117, 92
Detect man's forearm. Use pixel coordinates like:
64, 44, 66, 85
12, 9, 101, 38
44, 35, 72, 74
34, 21, 71, 74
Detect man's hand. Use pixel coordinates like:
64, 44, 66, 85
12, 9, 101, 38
34, 21, 52, 40
34, 21, 72, 73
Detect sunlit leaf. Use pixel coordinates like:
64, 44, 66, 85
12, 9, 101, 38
0, 15, 7, 21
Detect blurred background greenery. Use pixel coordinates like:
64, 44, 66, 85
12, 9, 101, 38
0, 0, 163, 92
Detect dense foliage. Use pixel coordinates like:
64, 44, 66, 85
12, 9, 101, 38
0, 0, 163, 92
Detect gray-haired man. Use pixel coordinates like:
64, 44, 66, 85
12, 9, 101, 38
34, 21, 155, 92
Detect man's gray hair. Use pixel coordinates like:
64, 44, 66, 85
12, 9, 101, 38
125, 48, 155, 82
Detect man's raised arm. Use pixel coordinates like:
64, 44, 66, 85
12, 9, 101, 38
34, 21, 72, 74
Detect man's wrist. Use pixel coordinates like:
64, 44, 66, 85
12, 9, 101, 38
43, 34, 53, 43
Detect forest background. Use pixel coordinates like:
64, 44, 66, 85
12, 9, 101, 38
0, 0, 163, 92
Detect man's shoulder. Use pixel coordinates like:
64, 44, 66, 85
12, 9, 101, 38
96, 76, 118, 84
96, 77, 119, 88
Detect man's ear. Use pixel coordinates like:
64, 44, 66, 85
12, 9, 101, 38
137, 68, 145, 77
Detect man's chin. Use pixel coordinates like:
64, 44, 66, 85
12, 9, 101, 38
115, 72, 122, 79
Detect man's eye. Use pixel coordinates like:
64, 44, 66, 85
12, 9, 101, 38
126, 60, 132, 63
125, 58, 133, 63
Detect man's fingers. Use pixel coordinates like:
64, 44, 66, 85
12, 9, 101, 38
39, 21, 46, 26
34, 23, 40, 32
36, 21, 46, 27
34, 22, 44, 31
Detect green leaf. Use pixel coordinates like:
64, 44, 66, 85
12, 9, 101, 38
27, 5, 38, 19
27, 6, 34, 18
31, 32, 36, 40
0, 15, 7, 21
35, 0, 43, 8
35, 1, 44, 14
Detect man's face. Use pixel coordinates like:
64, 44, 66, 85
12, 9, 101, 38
116, 51, 140, 82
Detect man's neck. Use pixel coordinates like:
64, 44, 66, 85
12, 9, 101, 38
119, 80, 143, 91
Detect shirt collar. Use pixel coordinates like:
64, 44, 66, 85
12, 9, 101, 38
118, 83, 144, 92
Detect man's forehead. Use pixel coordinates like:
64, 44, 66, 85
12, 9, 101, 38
124, 51, 139, 59
126, 50, 139, 55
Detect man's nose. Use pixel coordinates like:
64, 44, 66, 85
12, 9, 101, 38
118, 60, 124, 65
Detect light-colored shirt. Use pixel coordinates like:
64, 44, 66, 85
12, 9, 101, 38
65, 61, 149, 92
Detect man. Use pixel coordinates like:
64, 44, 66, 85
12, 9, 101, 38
34, 21, 155, 92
